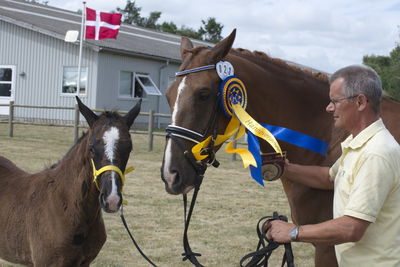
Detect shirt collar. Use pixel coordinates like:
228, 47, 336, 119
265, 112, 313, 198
342, 118, 385, 150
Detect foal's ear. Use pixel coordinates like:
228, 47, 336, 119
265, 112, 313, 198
180, 36, 194, 60
75, 96, 98, 128
209, 29, 236, 62
124, 98, 142, 128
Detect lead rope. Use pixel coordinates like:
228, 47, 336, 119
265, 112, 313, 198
120, 205, 158, 267
240, 212, 295, 267
181, 175, 204, 267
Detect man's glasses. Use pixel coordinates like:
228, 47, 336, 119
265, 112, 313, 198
329, 95, 358, 107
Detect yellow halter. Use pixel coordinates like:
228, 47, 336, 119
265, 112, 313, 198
90, 159, 134, 191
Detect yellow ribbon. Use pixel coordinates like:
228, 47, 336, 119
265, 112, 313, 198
224, 122, 257, 168
190, 104, 282, 169
232, 104, 282, 155
191, 116, 257, 168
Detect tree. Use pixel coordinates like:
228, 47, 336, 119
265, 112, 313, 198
141, 11, 161, 29
116, 1, 224, 43
363, 29, 400, 101
199, 17, 223, 43
116, 0, 142, 25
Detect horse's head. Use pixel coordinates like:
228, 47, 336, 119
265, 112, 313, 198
161, 30, 236, 195
76, 97, 141, 213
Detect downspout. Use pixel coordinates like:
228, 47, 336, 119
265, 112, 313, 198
158, 60, 169, 128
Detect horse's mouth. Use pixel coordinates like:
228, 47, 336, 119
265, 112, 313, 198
163, 178, 194, 195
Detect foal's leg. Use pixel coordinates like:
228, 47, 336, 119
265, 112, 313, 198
32, 248, 85, 267
81, 218, 107, 266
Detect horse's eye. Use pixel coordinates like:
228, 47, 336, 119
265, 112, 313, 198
89, 145, 95, 155
198, 89, 211, 101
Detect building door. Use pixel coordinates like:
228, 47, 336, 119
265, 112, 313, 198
0, 66, 15, 115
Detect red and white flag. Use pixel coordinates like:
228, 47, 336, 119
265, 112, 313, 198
85, 7, 122, 40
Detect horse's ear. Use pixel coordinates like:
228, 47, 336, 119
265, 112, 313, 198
180, 36, 194, 60
209, 29, 236, 62
75, 96, 98, 128
124, 98, 142, 128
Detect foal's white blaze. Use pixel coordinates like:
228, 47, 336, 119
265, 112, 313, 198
103, 127, 121, 210
163, 77, 186, 185
103, 127, 119, 161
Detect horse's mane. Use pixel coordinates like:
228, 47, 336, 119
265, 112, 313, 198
185, 46, 329, 83
230, 48, 329, 83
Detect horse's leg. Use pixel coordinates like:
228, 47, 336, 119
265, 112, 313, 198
314, 244, 338, 267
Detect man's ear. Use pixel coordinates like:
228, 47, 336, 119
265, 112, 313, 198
357, 94, 368, 111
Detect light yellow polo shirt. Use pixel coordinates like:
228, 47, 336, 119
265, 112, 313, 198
329, 119, 400, 266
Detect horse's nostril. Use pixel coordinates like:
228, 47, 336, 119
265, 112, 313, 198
170, 170, 181, 185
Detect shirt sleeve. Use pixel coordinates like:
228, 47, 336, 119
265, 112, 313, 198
344, 154, 396, 223
329, 158, 340, 182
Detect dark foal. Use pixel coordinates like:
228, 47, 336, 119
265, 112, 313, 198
0, 97, 141, 266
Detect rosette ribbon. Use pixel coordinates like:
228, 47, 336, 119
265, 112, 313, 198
192, 76, 283, 186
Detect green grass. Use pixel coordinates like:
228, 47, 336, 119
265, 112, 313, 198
0, 123, 314, 267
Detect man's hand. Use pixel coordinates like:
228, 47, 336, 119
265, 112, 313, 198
264, 220, 296, 243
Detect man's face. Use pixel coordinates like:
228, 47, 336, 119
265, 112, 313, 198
326, 78, 358, 131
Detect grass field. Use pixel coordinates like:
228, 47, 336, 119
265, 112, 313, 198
0, 123, 314, 267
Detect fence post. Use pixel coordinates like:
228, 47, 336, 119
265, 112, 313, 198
74, 104, 79, 143
8, 101, 14, 137
148, 109, 154, 151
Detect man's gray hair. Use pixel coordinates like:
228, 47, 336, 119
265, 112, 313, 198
329, 64, 383, 113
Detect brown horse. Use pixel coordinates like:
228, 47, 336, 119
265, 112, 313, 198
0, 97, 141, 266
160, 29, 400, 266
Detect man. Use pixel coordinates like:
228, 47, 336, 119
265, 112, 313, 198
266, 65, 400, 266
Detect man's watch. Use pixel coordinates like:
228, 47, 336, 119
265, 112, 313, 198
289, 225, 300, 241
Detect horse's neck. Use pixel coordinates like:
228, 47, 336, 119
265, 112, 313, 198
231, 54, 336, 164
50, 136, 100, 215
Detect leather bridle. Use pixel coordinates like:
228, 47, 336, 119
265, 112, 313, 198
164, 64, 222, 266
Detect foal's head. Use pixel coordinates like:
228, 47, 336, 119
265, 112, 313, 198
77, 97, 141, 213
161, 30, 236, 195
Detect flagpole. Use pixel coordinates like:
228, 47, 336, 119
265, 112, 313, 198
77, 1, 86, 95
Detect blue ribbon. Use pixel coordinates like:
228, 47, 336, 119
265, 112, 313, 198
247, 124, 329, 186
262, 123, 328, 156
248, 133, 264, 186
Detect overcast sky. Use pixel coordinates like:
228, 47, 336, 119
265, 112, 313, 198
47, 0, 400, 73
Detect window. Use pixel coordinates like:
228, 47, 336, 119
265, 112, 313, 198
119, 71, 161, 98
119, 71, 133, 97
62, 67, 87, 94
0, 67, 12, 97
135, 74, 162, 96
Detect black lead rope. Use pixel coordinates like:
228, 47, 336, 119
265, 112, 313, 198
181, 175, 204, 267
240, 212, 295, 267
120, 205, 158, 267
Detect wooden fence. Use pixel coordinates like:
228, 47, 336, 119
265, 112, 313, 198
0, 102, 244, 159
0, 101, 171, 152
0, 101, 247, 160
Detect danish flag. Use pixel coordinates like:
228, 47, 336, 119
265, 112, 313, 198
85, 7, 122, 40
